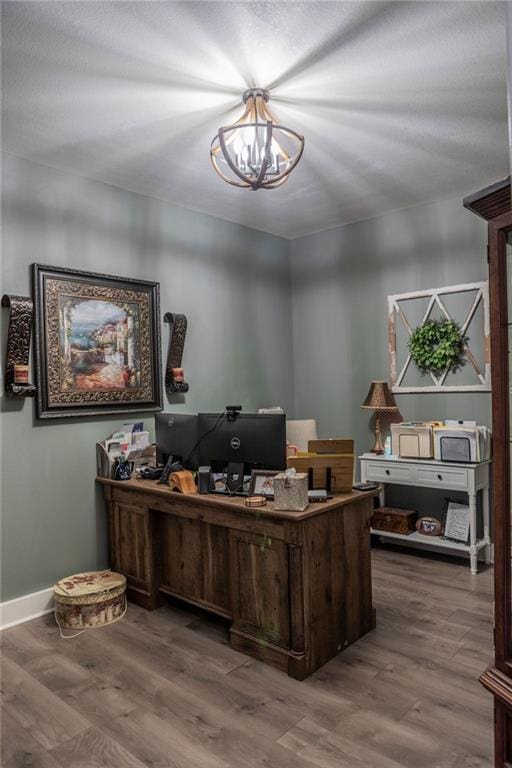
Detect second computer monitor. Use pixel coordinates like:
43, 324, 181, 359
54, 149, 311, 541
155, 412, 198, 468
197, 412, 286, 471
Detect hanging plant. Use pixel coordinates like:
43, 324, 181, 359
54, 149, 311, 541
408, 319, 467, 376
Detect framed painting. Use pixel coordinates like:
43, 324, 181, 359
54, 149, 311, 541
32, 264, 162, 418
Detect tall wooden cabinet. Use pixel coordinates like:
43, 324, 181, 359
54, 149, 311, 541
464, 178, 512, 764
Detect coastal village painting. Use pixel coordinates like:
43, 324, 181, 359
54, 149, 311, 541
33, 264, 162, 418
59, 297, 141, 392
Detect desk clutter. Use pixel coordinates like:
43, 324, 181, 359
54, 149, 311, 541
390, 420, 491, 462
96, 410, 360, 512
96, 422, 155, 480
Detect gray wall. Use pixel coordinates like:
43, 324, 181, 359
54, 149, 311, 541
1, 153, 493, 602
1, 153, 294, 602
290, 198, 491, 466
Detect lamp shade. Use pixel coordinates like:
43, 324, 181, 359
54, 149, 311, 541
361, 381, 398, 411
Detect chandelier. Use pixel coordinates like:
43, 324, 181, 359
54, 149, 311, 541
210, 88, 304, 190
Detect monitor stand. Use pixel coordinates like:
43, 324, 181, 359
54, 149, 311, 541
225, 462, 245, 494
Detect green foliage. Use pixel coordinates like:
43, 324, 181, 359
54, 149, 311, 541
408, 319, 466, 376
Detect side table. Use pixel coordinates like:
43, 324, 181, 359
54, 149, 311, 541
359, 453, 491, 574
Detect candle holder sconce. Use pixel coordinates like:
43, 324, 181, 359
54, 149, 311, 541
2, 294, 37, 397
164, 312, 189, 394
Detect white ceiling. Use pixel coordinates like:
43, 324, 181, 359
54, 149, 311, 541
2, 1, 509, 239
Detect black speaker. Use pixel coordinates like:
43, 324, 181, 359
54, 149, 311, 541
198, 466, 215, 494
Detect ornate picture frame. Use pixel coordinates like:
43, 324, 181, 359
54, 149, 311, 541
33, 264, 162, 418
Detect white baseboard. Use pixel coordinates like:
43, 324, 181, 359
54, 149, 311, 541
0, 586, 54, 631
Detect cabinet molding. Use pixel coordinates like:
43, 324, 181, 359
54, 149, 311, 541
465, 177, 512, 766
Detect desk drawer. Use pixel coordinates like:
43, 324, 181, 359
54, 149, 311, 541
416, 467, 468, 490
364, 462, 413, 483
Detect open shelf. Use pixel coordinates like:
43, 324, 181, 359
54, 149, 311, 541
371, 528, 488, 553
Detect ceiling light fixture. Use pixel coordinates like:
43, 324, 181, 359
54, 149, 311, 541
210, 88, 304, 190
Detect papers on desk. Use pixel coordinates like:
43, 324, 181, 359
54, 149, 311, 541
96, 422, 155, 478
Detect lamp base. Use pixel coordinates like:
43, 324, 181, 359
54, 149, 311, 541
370, 412, 385, 454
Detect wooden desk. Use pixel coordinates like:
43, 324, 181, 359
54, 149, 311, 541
98, 478, 377, 679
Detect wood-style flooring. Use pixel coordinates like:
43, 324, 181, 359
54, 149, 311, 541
1, 547, 494, 768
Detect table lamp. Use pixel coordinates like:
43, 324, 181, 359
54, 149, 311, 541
361, 380, 398, 454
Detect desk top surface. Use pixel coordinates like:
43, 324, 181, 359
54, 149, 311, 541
97, 477, 378, 521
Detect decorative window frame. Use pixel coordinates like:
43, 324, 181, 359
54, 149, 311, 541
388, 281, 491, 393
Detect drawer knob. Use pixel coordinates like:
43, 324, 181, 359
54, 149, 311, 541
385, 469, 390, 476
437, 474, 442, 480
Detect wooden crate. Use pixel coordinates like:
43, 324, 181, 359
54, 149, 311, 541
287, 453, 354, 493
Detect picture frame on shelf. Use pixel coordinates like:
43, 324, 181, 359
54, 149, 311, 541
249, 469, 279, 497
443, 501, 470, 543
415, 516, 444, 536
32, 264, 162, 419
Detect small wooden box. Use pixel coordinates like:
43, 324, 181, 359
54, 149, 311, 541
371, 507, 417, 535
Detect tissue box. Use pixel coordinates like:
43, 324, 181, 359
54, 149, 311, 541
273, 472, 309, 512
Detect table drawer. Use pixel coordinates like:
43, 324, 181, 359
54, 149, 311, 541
364, 462, 414, 483
416, 467, 468, 490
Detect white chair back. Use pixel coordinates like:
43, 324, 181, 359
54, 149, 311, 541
286, 419, 318, 453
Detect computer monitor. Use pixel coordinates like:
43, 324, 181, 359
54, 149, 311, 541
155, 413, 198, 469
197, 412, 286, 472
